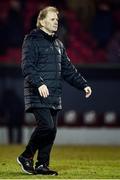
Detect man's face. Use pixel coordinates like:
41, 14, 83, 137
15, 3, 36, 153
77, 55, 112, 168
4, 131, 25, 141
41, 11, 59, 33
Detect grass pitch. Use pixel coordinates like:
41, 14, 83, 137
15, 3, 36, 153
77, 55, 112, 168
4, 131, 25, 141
0, 145, 120, 179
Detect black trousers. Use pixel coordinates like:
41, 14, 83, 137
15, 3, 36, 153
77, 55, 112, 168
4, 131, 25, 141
22, 108, 58, 166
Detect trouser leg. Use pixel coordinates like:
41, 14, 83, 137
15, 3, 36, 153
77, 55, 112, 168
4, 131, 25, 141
36, 109, 57, 166
21, 108, 58, 164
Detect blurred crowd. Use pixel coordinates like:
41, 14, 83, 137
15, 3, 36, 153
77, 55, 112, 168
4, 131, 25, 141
0, 0, 120, 64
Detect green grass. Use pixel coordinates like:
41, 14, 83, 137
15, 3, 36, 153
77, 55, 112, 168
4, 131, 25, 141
0, 145, 120, 179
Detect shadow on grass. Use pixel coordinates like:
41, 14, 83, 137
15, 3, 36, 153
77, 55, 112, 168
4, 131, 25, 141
0, 171, 35, 178
0, 171, 60, 179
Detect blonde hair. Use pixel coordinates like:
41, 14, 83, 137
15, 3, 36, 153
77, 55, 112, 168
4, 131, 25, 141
36, 6, 59, 28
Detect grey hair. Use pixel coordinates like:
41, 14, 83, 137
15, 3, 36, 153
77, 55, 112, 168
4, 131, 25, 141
36, 6, 59, 28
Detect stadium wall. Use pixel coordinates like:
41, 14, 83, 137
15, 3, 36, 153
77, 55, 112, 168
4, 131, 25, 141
0, 127, 120, 145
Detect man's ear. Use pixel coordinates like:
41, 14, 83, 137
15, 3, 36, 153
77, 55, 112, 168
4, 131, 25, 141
40, 19, 45, 27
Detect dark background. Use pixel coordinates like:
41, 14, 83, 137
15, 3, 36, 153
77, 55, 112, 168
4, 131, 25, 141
0, 0, 120, 143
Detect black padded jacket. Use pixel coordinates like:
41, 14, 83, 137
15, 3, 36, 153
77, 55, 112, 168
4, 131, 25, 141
21, 28, 88, 111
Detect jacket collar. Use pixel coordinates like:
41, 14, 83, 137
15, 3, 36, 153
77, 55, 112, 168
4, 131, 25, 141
36, 28, 57, 41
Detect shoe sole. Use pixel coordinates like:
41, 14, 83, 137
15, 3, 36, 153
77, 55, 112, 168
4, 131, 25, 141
35, 173, 58, 176
51, 173, 58, 176
17, 157, 33, 175
35, 171, 58, 176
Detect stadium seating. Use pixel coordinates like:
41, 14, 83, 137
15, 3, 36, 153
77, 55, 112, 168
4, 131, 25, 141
0, 0, 116, 64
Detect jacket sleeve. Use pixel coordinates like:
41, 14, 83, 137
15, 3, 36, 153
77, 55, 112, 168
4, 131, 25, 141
61, 47, 88, 90
21, 36, 44, 87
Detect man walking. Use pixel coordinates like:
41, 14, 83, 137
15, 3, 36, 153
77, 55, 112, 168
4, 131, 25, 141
17, 6, 92, 175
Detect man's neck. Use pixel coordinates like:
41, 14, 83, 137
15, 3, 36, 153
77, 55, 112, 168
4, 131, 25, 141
40, 27, 55, 36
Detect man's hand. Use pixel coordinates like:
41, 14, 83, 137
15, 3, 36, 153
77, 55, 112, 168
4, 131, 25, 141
38, 84, 49, 98
84, 86, 92, 98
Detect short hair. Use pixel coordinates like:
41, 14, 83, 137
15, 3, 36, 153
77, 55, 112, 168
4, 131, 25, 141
36, 6, 59, 28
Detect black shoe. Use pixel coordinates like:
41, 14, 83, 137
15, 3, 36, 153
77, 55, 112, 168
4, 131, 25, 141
35, 164, 58, 176
17, 155, 34, 174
